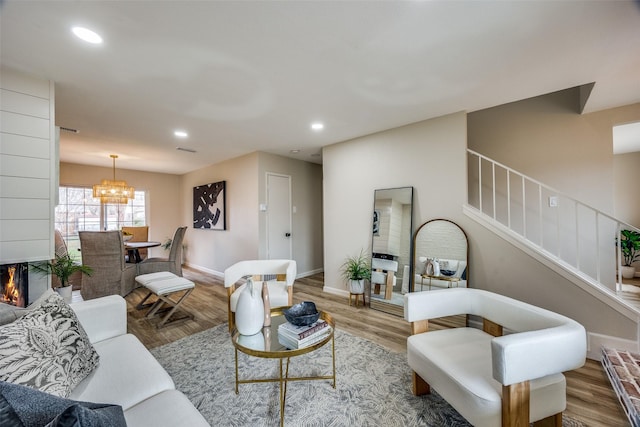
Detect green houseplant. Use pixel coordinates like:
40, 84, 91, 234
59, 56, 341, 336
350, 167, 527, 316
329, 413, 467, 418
30, 253, 93, 301
619, 229, 640, 279
341, 250, 371, 294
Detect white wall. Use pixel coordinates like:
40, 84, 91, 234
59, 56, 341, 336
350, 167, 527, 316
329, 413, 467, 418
0, 67, 56, 265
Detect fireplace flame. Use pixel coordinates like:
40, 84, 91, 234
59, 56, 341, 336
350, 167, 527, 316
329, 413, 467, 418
2, 267, 20, 305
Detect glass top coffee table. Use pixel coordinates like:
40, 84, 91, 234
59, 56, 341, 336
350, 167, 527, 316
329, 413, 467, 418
231, 307, 336, 427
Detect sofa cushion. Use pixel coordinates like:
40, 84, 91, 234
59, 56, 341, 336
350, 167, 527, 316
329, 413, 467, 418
0, 380, 126, 427
0, 292, 99, 397
124, 389, 210, 427
69, 334, 175, 411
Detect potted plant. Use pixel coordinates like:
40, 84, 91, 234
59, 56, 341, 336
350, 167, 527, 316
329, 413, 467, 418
340, 250, 371, 294
618, 229, 640, 279
30, 253, 93, 302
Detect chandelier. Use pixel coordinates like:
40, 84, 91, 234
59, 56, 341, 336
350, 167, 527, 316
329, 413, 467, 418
93, 154, 135, 204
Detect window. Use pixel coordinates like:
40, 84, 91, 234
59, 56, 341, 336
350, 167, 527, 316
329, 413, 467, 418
55, 186, 146, 258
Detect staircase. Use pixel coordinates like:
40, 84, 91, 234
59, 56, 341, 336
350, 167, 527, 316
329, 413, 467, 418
464, 149, 640, 318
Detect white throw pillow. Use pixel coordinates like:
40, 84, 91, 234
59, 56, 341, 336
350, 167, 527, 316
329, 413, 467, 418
0, 292, 99, 397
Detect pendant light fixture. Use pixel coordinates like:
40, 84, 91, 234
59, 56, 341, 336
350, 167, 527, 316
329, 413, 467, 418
92, 154, 134, 204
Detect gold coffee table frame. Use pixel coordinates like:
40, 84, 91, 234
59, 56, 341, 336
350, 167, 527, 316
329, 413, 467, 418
231, 308, 336, 427
420, 274, 461, 291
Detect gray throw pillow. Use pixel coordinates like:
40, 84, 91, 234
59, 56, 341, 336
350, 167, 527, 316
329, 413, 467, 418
0, 292, 99, 397
0, 380, 125, 427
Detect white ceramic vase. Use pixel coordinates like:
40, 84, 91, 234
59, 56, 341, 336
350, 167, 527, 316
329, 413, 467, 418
621, 265, 636, 279
349, 279, 365, 294
56, 286, 72, 303
235, 278, 265, 335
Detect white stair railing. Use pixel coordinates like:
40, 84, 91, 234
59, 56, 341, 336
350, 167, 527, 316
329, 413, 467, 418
467, 149, 639, 291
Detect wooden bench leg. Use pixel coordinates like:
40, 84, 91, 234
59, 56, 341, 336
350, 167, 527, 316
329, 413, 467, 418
412, 371, 431, 396
532, 413, 562, 427
502, 381, 530, 427
156, 288, 195, 328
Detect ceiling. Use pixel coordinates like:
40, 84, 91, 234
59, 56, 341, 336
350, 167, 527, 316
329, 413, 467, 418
2, 1, 640, 175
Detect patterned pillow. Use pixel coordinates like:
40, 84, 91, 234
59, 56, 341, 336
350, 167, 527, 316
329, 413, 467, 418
0, 292, 99, 397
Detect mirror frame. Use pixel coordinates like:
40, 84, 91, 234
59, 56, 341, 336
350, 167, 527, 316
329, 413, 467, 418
369, 186, 414, 317
411, 218, 469, 293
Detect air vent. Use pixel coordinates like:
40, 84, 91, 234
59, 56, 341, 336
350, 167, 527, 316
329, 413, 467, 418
176, 147, 197, 153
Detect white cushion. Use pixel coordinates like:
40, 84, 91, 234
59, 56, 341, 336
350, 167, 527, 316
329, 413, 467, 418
69, 334, 174, 410
230, 280, 289, 312
124, 390, 210, 427
407, 328, 566, 427
135, 271, 179, 286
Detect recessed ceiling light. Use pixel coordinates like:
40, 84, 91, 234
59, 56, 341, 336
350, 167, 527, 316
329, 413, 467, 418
311, 122, 324, 131
174, 130, 188, 138
71, 27, 103, 44
290, 149, 300, 154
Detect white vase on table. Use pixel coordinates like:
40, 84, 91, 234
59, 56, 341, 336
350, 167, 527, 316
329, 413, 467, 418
56, 286, 73, 303
235, 278, 265, 336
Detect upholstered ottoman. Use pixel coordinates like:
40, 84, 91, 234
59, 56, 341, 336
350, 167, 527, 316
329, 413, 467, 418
135, 272, 195, 328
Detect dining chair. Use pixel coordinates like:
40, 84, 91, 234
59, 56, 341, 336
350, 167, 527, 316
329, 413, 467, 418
121, 226, 149, 261
78, 230, 137, 300
54, 229, 83, 291
224, 259, 297, 332
137, 226, 187, 276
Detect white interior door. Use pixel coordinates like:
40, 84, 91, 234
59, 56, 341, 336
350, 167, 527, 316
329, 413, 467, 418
266, 173, 292, 259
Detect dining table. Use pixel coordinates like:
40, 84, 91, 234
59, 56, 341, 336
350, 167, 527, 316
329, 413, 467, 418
124, 241, 161, 263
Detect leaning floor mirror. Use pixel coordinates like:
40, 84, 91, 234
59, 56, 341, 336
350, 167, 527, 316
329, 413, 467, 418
411, 219, 468, 293
369, 186, 413, 317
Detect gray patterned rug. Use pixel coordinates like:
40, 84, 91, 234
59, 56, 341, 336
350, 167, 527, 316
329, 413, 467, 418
151, 324, 584, 427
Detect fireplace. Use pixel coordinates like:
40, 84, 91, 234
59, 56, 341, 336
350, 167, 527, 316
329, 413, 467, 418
0, 263, 28, 308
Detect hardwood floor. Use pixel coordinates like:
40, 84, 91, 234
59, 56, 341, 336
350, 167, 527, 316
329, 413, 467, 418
124, 266, 629, 427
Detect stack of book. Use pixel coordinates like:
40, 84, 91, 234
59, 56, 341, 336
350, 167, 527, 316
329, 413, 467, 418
278, 319, 331, 349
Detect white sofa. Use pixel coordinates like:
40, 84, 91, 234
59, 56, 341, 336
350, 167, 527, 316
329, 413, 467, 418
404, 288, 586, 427
69, 295, 209, 427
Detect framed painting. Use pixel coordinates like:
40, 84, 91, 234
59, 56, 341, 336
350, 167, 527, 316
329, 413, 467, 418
193, 180, 226, 230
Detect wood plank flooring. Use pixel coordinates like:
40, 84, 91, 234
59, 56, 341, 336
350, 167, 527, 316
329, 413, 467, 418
124, 266, 629, 427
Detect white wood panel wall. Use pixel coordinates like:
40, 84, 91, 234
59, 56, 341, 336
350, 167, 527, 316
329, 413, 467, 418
0, 67, 56, 264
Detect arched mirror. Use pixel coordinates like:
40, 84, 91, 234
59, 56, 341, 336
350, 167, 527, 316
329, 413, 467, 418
370, 186, 413, 317
411, 219, 468, 292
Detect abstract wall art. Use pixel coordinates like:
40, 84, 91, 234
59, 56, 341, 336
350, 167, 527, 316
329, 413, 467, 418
193, 181, 226, 230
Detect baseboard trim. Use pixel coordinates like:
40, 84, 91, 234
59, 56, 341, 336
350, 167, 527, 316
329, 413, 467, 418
588, 333, 639, 361
183, 262, 224, 279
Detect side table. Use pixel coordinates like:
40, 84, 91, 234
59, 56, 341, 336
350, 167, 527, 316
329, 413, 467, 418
231, 307, 336, 427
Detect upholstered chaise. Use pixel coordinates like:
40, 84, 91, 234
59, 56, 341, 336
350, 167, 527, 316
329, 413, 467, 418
404, 288, 587, 427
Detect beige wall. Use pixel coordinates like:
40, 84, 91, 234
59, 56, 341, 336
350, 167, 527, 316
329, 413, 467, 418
324, 107, 637, 343
614, 151, 640, 228
468, 88, 640, 215
323, 112, 468, 295
180, 153, 260, 275
257, 152, 323, 276
466, 91, 640, 340
180, 152, 323, 276
59, 162, 182, 259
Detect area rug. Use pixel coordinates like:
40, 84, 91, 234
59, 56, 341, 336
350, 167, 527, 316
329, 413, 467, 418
151, 324, 585, 427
